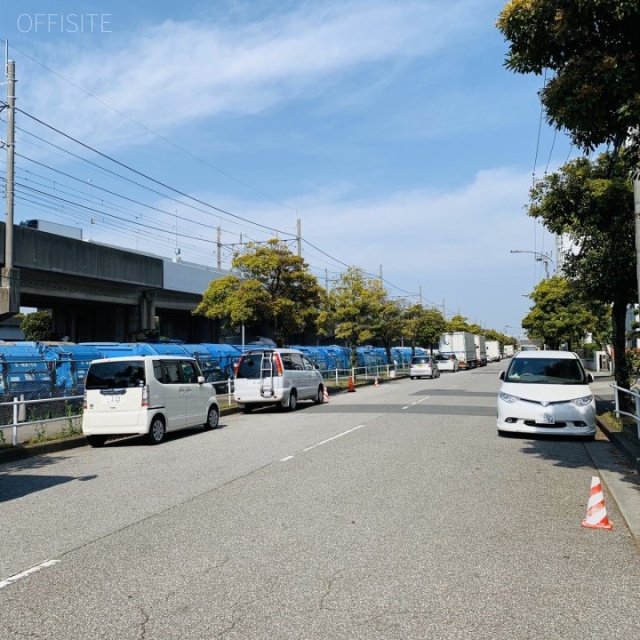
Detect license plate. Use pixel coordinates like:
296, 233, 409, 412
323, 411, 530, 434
536, 413, 555, 424
103, 394, 121, 404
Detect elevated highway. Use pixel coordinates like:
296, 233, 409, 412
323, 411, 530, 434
0, 223, 225, 342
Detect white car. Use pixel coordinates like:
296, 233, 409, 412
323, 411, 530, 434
435, 353, 459, 372
233, 348, 325, 412
497, 350, 596, 438
409, 354, 440, 379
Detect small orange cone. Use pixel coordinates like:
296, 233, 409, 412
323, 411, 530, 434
374, 377, 379, 388
581, 476, 613, 530
348, 377, 356, 392
323, 386, 330, 402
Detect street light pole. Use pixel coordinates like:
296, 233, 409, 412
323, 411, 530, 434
510, 249, 555, 278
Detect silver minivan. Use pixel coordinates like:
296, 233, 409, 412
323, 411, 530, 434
82, 356, 219, 447
233, 348, 325, 412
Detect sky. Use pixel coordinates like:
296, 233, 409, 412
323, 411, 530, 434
0, 0, 572, 338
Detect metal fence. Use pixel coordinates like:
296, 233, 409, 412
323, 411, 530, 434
611, 383, 640, 438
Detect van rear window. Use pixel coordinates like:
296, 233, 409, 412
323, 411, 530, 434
86, 361, 146, 389
236, 353, 276, 379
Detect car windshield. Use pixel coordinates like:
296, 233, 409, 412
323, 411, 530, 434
436, 354, 450, 361
412, 357, 431, 365
505, 357, 587, 384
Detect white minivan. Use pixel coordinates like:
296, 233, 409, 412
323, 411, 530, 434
82, 356, 219, 447
233, 348, 325, 412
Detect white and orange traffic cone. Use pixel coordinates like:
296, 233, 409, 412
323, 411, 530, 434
581, 476, 613, 530
374, 377, 379, 388
323, 386, 330, 402
348, 377, 356, 392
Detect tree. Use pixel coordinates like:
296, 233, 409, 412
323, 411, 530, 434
20, 310, 58, 341
528, 153, 636, 386
403, 304, 447, 354
497, 1, 640, 160
522, 276, 600, 350
369, 288, 405, 367
194, 239, 324, 346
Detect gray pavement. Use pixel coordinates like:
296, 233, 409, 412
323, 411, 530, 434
2, 369, 640, 551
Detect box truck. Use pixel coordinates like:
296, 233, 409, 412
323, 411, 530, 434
474, 335, 487, 366
439, 331, 478, 369
486, 340, 501, 362
20, 219, 83, 241
503, 345, 514, 358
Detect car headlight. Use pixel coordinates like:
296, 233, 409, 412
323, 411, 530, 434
572, 395, 593, 407
499, 391, 518, 403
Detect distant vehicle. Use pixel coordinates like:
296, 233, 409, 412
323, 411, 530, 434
486, 340, 501, 362
496, 350, 595, 439
503, 345, 515, 358
435, 353, 459, 372
474, 334, 487, 366
233, 348, 325, 412
409, 354, 440, 379
520, 344, 539, 352
82, 355, 219, 447
20, 218, 83, 241
439, 332, 478, 369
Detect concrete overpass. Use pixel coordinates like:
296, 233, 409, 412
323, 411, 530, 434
0, 223, 226, 342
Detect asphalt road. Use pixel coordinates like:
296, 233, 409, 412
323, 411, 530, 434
1, 363, 639, 639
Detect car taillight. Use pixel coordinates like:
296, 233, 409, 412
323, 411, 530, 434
274, 354, 283, 375
142, 385, 149, 407
234, 359, 242, 377
83, 390, 87, 410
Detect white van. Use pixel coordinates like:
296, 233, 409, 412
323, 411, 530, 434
82, 356, 219, 447
233, 348, 325, 412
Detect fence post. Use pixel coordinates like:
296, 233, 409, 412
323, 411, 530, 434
335, 368, 339, 387
614, 386, 620, 418
12, 397, 18, 447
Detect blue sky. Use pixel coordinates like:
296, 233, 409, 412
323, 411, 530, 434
0, 0, 571, 338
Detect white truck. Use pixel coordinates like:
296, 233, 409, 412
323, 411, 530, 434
474, 334, 487, 366
439, 331, 478, 369
486, 340, 501, 362
20, 219, 83, 241
503, 345, 515, 358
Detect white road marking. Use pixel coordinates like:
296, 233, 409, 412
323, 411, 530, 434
403, 396, 430, 410
281, 424, 366, 461
0, 559, 59, 590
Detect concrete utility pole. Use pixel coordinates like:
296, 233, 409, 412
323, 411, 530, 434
634, 176, 640, 314
1, 56, 20, 320
296, 218, 302, 257
216, 226, 221, 271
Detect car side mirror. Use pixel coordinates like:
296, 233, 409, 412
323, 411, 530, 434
587, 373, 594, 383
499, 371, 505, 380
197, 376, 205, 385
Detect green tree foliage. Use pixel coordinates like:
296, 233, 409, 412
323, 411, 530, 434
497, 0, 640, 159
522, 277, 599, 350
20, 310, 58, 341
194, 239, 324, 346
528, 153, 635, 386
403, 305, 447, 353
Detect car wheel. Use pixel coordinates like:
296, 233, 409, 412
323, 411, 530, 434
241, 404, 253, 414
86, 435, 107, 448
204, 406, 220, 430
314, 386, 324, 404
288, 390, 298, 411
410, 376, 415, 380
146, 416, 165, 445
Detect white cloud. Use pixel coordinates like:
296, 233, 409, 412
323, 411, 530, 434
17, 0, 487, 148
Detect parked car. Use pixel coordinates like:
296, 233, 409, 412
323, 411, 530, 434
233, 348, 325, 412
435, 353, 459, 372
82, 356, 220, 447
409, 354, 440, 379
497, 350, 596, 439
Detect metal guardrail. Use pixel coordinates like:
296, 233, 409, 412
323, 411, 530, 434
610, 383, 640, 438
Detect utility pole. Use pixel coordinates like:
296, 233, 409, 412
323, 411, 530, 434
216, 226, 221, 271
1, 56, 20, 320
296, 218, 301, 257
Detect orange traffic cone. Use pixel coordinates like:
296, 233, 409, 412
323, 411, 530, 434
348, 377, 356, 392
581, 476, 613, 530
323, 386, 330, 402
374, 377, 379, 388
